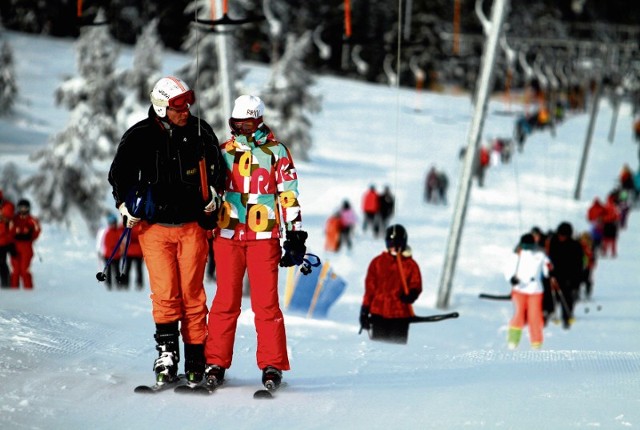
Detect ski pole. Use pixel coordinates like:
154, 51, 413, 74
115, 227, 133, 284
96, 227, 131, 282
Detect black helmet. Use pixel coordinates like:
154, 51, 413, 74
385, 224, 408, 251
557, 221, 573, 237
17, 199, 30, 211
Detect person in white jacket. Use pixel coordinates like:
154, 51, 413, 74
506, 233, 552, 349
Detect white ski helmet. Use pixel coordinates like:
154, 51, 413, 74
231, 95, 265, 119
149, 76, 194, 118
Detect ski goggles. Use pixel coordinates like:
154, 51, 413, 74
229, 117, 262, 135
152, 90, 195, 112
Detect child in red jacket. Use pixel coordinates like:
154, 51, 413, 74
10, 199, 41, 289
360, 224, 422, 344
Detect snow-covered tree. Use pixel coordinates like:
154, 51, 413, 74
0, 162, 24, 203
262, 31, 321, 161
0, 40, 18, 115
117, 18, 164, 131
25, 10, 121, 234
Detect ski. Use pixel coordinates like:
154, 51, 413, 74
174, 382, 216, 395
478, 293, 511, 301
408, 312, 459, 323
253, 381, 285, 399
134, 378, 183, 394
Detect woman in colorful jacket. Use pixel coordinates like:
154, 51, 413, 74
359, 224, 422, 344
506, 233, 551, 349
204, 95, 307, 391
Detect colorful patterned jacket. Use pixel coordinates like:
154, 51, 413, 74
216, 127, 302, 240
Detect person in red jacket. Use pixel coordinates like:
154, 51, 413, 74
362, 185, 380, 237
97, 213, 124, 289
10, 199, 41, 289
359, 224, 422, 344
0, 190, 15, 288
601, 193, 620, 258
122, 223, 144, 290
586, 197, 605, 252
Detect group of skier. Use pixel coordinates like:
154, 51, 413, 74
0, 191, 40, 289
108, 76, 307, 392
505, 162, 637, 350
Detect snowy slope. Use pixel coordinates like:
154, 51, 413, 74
0, 31, 639, 430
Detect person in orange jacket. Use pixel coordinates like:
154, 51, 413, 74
0, 190, 15, 287
10, 199, 41, 289
324, 211, 342, 252
359, 224, 422, 344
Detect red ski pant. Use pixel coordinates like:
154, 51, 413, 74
205, 237, 290, 371
510, 290, 544, 345
10, 241, 34, 288
139, 222, 208, 344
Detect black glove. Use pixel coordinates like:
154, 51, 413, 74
399, 289, 420, 304
359, 306, 371, 331
279, 230, 308, 268
510, 276, 520, 286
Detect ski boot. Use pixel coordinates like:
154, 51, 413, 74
261, 366, 282, 391
204, 364, 225, 390
153, 323, 180, 385
184, 343, 205, 387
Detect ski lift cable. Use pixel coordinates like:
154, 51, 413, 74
392, 0, 404, 221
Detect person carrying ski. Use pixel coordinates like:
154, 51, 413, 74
9, 198, 40, 289
506, 233, 551, 350
108, 76, 225, 387
203, 95, 307, 391
0, 190, 15, 287
359, 224, 422, 344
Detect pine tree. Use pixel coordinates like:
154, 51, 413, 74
117, 18, 163, 131
25, 10, 121, 234
0, 40, 18, 115
262, 31, 321, 161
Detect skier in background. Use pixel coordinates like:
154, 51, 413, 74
361, 185, 380, 237
10, 199, 41, 289
96, 213, 124, 289
506, 233, 551, 350
359, 224, 422, 344
0, 190, 15, 287
338, 199, 357, 251
109, 76, 225, 388
204, 95, 307, 391
378, 186, 395, 231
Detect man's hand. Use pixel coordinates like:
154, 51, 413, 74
204, 186, 221, 213
119, 202, 141, 228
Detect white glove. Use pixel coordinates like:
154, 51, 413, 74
119, 202, 141, 228
204, 186, 221, 213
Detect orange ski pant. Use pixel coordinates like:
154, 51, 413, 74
205, 237, 290, 371
510, 290, 544, 345
10, 241, 35, 288
138, 222, 208, 344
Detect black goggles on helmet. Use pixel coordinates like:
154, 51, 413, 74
229, 117, 262, 135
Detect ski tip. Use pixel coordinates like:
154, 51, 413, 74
253, 389, 273, 399
134, 385, 156, 394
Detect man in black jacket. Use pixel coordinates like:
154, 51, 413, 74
108, 76, 225, 387
546, 222, 584, 329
